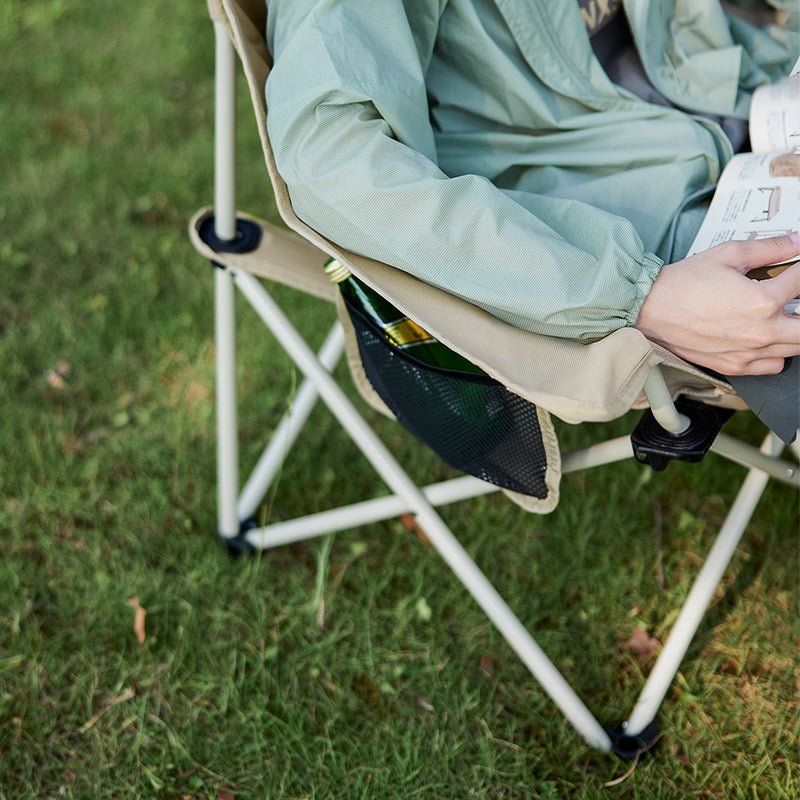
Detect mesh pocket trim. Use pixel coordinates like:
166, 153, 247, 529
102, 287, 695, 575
345, 301, 552, 499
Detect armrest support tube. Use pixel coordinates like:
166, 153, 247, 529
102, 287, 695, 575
643, 368, 691, 434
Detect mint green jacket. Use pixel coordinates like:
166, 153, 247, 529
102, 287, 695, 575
266, 1, 797, 342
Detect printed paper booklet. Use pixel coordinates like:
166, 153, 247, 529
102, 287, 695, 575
688, 54, 800, 294
685, 56, 800, 442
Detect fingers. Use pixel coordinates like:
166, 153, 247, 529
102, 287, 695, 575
673, 332, 800, 375
677, 352, 789, 377
768, 315, 800, 349
768, 260, 800, 303
640, 241, 800, 377
724, 357, 789, 377
691, 347, 793, 376
714, 231, 800, 271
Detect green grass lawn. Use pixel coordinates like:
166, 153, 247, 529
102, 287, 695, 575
1, 2, 798, 798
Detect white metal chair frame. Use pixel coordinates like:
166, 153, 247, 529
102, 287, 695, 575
202, 22, 800, 758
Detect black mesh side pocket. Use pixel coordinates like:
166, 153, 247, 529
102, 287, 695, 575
344, 301, 550, 499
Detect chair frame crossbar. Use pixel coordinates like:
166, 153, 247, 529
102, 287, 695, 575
202, 25, 799, 758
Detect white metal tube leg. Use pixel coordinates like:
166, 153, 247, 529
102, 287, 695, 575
234, 271, 612, 751
214, 23, 239, 537
237, 323, 346, 521
213, 22, 237, 240
711, 432, 799, 488
623, 432, 783, 736
241, 436, 637, 550
215, 271, 239, 538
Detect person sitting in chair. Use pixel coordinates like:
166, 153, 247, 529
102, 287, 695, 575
265, 0, 800, 379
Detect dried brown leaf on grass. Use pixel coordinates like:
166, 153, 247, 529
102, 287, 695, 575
46, 360, 72, 389
127, 596, 147, 644
621, 626, 661, 659
400, 513, 430, 545
479, 654, 498, 680
416, 695, 435, 712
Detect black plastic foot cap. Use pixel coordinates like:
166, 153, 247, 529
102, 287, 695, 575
605, 722, 661, 760
218, 518, 259, 557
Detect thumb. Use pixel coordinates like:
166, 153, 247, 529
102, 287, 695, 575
721, 231, 800, 271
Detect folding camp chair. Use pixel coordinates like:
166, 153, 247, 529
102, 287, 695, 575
189, 0, 800, 759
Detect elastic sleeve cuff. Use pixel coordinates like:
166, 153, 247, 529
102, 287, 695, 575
625, 252, 664, 327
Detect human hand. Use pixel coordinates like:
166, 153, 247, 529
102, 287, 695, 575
635, 233, 800, 376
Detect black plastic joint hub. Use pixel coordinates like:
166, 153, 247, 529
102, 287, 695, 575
604, 722, 661, 760
198, 214, 262, 255
631, 396, 734, 471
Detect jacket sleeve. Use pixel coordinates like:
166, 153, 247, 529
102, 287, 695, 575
265, 0, 663, 343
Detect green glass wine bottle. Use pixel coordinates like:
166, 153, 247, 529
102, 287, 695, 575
325, 259, 487, 377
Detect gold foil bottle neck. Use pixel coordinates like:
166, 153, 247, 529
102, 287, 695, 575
324, 258, 351, 284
